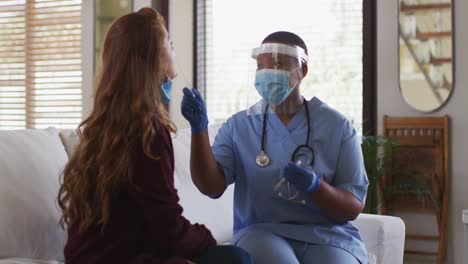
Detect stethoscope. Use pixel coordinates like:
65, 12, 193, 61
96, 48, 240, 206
255, 98, 315, 168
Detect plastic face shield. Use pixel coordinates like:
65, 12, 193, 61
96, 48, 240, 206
251, 42, 308, 77
248, 43, 308, 114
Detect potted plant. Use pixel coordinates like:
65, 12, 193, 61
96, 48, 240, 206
361, 135, 399, 214
361, 135, 440, 214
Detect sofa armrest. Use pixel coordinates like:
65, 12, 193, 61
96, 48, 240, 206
351, 214, 405, 264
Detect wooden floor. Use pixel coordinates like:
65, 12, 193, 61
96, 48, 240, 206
404, 257, 437, 264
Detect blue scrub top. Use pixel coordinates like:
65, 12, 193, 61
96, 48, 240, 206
212, 97, 369, 263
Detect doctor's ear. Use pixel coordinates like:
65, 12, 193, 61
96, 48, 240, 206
301, 64, 308, 78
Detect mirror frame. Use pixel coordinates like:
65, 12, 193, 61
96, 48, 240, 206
398, 0, 455, 113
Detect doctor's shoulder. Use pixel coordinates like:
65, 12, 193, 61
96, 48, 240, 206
311, 97, 355, 139
215, 102, 263, 137
224, 110, 257, 130
213, 110, 245, 137
230, 100, 264, 125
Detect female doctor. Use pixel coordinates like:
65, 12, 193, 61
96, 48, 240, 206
181, 31, 369, 264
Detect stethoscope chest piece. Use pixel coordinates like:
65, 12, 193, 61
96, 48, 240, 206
256, 150, 270, 167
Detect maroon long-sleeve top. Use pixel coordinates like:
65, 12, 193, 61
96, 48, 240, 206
64, 117, 216, 264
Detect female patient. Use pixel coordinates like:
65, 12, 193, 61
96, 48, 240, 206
57, 8, 250, 264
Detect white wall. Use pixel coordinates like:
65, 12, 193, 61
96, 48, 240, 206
378, 0, 468, 263
81, 0, 94, 119
168, 0, 193, 129
133, 0, 152, 11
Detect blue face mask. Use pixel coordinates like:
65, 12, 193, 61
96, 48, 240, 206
254, 69, 292, 105
161, 78, 172, 104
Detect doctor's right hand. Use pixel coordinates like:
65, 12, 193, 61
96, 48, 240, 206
181, 87, 209, 134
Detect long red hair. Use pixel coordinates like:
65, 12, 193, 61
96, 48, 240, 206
58, 8, 175, 232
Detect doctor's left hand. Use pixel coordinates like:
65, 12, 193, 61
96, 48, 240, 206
283, 162, 321, 194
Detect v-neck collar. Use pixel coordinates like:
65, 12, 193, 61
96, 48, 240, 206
266, 100, 307, 138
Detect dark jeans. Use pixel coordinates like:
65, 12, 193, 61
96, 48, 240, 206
194, 245, 253, 264
131, 245, 252, 264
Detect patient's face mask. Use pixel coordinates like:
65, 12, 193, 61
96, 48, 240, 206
252, 43, 307, 106
161, 78, 172, 104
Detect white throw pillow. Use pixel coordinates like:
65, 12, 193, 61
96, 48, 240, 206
58, 130, 79, 158
0, 128, 68, 261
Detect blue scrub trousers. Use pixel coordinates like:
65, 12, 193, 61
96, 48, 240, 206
234, 228, 361, 264
194, 245, 253, 264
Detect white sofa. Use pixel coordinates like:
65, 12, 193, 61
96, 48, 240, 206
0, 125, 405, 264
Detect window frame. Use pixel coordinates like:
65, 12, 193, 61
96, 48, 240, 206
362, 0, 377, 136
193, 0, 377, 135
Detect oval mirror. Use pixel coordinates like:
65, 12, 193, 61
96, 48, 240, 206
399, 0, 453, 112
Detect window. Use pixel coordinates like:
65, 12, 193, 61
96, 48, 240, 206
0, 0, 82, 130
196, 0, 365, 131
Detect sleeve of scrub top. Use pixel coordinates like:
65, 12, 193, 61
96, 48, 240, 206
212, 118, 236, 187
332, 122, 369, 203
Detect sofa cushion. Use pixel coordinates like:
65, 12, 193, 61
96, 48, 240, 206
0, 128, 68, 261
172, 124, 235, 244
58, 130, 79, 158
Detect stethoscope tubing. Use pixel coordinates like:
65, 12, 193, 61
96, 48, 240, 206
259, 98, 314, 167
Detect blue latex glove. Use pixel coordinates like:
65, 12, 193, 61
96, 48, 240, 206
181, 87, 209, 134
283, 162, 321, 194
